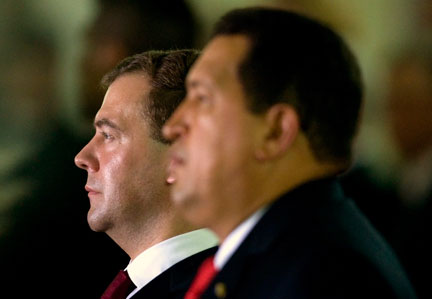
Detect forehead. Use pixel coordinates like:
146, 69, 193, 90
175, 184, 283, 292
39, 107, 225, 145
187, 35, 250, 87
94, 73, 152, 133
97, 73, 150, 118
103, 73, 150, 107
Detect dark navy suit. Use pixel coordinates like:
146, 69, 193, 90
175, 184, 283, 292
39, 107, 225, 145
202, 178, 416, 298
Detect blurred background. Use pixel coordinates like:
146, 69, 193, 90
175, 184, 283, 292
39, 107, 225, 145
0, 0, 431, 297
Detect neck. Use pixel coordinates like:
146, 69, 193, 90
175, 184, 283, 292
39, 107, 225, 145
108, 211, 197, 261
212, 134, 344, 242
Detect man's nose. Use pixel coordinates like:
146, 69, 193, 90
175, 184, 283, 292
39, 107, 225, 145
74, 141, 99, 172
163, 101, 190, 142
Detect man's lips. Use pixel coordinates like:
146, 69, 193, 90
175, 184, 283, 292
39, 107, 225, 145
166, 154, 185, 184
85, 185, 100, 195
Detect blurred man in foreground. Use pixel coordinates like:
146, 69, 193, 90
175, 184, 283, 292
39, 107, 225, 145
163, 7, 416, 298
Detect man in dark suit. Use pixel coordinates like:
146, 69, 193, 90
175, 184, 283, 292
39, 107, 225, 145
74, 50, 217, 299
162, 8, 417, 298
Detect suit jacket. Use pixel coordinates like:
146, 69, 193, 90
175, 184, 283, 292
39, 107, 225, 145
202, 178, 417, 298
397, 184, 432, 299
132, 246, 217, 298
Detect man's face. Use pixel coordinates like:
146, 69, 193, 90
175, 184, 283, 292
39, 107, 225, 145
75, 73, 168, 234
387, 59, 432, 159
163, 35, 266, 237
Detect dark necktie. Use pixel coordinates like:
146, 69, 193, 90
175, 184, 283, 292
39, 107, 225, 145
101, 270, 134, 299
185, 255, 218, 299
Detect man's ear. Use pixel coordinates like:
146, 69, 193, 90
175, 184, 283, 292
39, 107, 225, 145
255, 104, 299, 161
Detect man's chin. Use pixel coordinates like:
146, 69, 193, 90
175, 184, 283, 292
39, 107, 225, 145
87, 213, 109, 232
170, 187, 190, 208
172, 191, 206, 225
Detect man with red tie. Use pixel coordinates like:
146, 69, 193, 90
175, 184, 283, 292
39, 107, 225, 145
163, 7, 417, 299
75, 50, 217, 299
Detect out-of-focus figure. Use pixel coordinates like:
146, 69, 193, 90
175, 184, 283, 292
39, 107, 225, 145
385, 45, 432, 298
341, 43, 432, 298
387, 48, 432, 206
80, 0, 198, 124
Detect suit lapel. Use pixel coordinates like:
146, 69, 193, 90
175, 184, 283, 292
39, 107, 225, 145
202, 178, 343, 298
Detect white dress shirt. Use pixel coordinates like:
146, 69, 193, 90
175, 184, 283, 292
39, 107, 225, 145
214, 206, 268, 271
126, 229, 218, 298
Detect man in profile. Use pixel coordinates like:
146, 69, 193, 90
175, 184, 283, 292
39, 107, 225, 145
163, 8, 416, 298
75, 50, 217, 298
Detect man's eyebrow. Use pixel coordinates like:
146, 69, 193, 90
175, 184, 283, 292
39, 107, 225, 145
187, 78, 212, 90
186, 78, 199, 89
94, 118, 122, 131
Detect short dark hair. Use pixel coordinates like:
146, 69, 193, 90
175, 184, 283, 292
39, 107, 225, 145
101, 49, 199, 143
212, 7, 363, 164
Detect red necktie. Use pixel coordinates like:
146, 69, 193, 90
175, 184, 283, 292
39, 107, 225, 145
101, 270, 134, 299
185, 255, 218, 299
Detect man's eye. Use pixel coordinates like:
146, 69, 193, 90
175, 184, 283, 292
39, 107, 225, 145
101, 132, 113, 140
197, 95, 207, 101
196, 94, 211, 104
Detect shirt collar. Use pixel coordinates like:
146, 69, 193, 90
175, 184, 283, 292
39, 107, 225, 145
214, 206, 268, 270
126, 229, 218, 291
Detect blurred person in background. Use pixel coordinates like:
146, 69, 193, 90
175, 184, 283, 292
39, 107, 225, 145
340, 43, 432, 298
386, 46, 432, 209
80, 0, 197, 125
384, 44, 432, 298
0, 0, 199, 297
